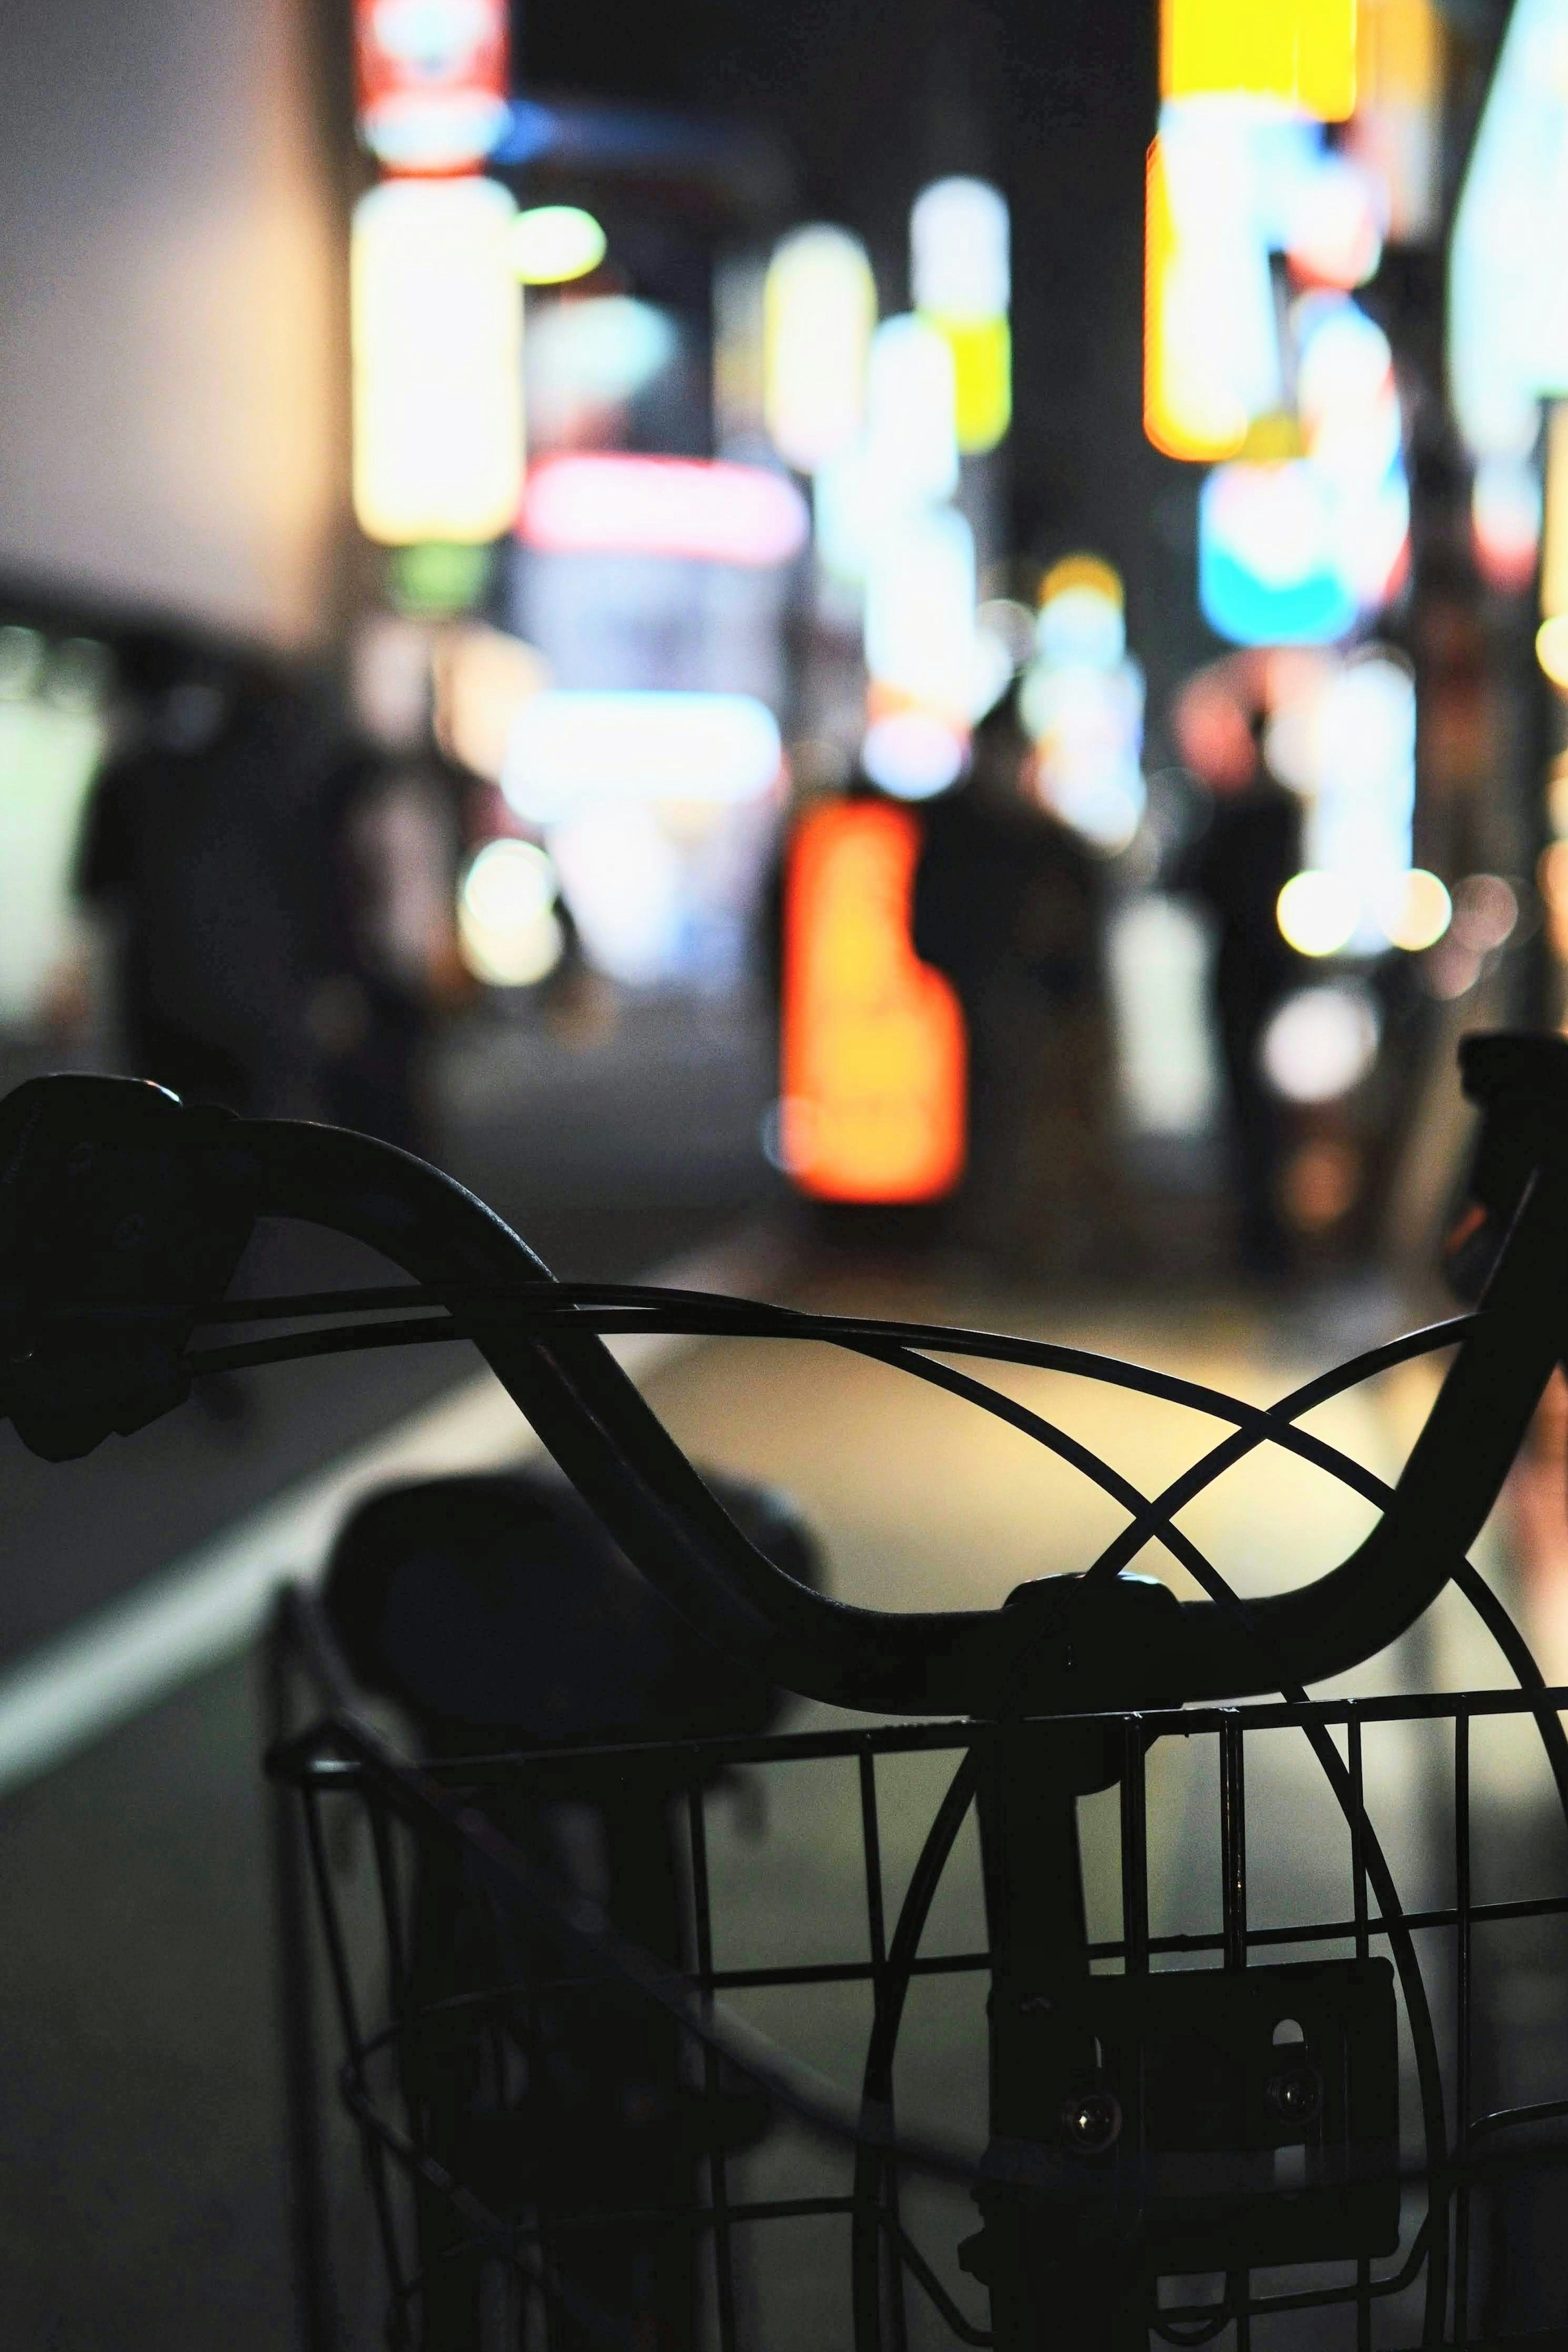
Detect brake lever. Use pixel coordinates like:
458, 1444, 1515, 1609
0, 1075, 260, 1460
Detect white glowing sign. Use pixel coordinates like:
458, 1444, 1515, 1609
1449, 0, 1568, 460
501, 690, 782, 821
864, 506, 976, 720
911, 178, 1010, 317
352, 178, 522, 546
763, 226, 877, 475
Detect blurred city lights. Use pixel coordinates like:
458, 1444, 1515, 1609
910, 178, 1010, 317
1345, 0, 1442, 241
1419, 875, 1519, 1002
432, 621, 548, 783
1200, 461, 1356, 644
352, 177, 522, 545
1198, 301, 1408, 647
1448, 0, 1568, 464
911, 178, 1012, 454
548, 803, 683, 986
1540, 406, 1568, 679
1284, 151, 1383, 289
811, 318, 962, 588
865, 316, 961, 510
523, 297, 678, 455
457, 840, 564, 986
861, 711, 968, 799
780, 798, 967, 1202
354, 0, 510, 174
864, 505, 976, 720
501, 690, 782, 822
1107, 894, 1221, 1134
1020, 556, 1146, 852
935, 318, 1011, 458
1471, 455, 1541, 594
763, 226, 876, 475
511, 205, 606, 285
1379, 867, 1451, 952
1144, 111, 1280, 461
518, 454, 808, 567
1145, 98, 1396, 464
967, 622, 1018, 722
1035, 556, 1127, 667
0, 640, 109, 1024
1287, 652, 1417, 949
1540, 839, 1568, 965
1262, 983, 1382, 1104
976, 598, 1037, 668
1161, 0, 1358, 119
388, 540, 493, 615
1450, 871, 1519, 954
1277, 869, 1360, 957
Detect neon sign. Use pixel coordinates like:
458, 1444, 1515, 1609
780, 800, 967, 1203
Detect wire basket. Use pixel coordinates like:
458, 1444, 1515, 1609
268, 1590, 1568, 2352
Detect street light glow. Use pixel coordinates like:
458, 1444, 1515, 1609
512, 205, 607, 285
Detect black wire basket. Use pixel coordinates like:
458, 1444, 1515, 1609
264, 1306, 1568, 2352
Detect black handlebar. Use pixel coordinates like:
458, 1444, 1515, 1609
4, 1032, 1568, 1719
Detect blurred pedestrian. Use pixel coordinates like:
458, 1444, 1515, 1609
913, 702, 1119, 1277
77, 633, 342, 1120
318, 617, 479, 1155
1172, 662, 1304, 1277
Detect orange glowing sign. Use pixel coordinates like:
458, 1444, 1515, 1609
780, 799, 967, 1203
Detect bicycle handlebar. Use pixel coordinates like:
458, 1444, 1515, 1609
3, 1032, 1567, 1717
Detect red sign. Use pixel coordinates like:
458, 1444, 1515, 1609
780, 799, 967, 1204
354, 0, 510, 175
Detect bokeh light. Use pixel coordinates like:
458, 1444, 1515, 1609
502, 691, 782, 823
511, 205, 607, 285
911, 178, 1012, 453
862, 711, 968, 799
1277, 869, 1360, 957
1379, 867, 1451, 952
1472, 455, 1542, 593
763, 225, 876, 475
1262, 983, 1382, 1104
458, 840, 564, 987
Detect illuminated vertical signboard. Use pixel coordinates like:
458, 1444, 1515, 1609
1449, 0, 1568, 470
354, 0, 510, 175
911, 178, 1011, 455
763, 226, 877, 476
1162, 0, 1357, 118
1143, 109, 1282, 460
780, 799, 967, 1203
352, 176, 522, 545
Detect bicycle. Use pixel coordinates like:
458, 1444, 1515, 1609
5, 1030, 1568, 2348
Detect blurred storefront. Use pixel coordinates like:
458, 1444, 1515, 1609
4, 0, 1568, 1288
